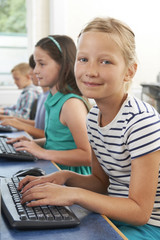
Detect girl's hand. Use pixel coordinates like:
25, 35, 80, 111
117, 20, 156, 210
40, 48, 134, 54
18, 171, 70, 193
0, 115, 12, 120
20, 183, 76, 207
13, 140, 45, 159
6, 136, 31, 144
1, 118, 24, 130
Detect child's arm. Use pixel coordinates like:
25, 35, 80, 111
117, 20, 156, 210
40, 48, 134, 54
0, 115, 14, 120
1, 118, 44, 138
1, 118, 35, 126
12, 98, 91, 166
19, 149, 159, 226
13, 117, 35, 125
65, 150, 159, 226
71, 151, 159, 225
44, 97, 91, 166
19, 149, 109, 194
2, 104, 17, 116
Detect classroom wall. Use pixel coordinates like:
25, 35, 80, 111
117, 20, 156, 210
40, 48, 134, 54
0, 87, 21, 107
1, 0, 160, 106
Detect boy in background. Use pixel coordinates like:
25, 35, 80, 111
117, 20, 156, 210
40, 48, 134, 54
0, 63, 39, 119
0, 55, 49, 138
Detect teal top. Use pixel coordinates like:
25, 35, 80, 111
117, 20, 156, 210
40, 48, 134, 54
44, 91, 91, 175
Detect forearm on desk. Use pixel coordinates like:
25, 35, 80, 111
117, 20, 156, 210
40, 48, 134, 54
20, 124, 45, 138
15, 117, 35, 126
42, 148, 91, 166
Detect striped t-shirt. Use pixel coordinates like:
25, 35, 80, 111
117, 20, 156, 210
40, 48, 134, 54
87, 94, 160, 227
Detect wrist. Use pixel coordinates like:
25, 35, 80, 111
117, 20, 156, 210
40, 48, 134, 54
71, 187, 85, 205
61, 170, 73, 185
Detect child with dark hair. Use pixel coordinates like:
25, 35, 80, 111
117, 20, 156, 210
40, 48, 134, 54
9, 35, 91, 175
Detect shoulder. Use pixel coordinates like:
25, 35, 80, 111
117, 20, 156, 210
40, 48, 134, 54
61, 95, 88, 126
60, 93, 83, 106
122, 96, 160, 159
124, 95, 156, 113
62, 95, 87, 112
61, 93, 83, 102
122, 96, 160, 152
23, 84, 35, 91
122, 95, 160, 125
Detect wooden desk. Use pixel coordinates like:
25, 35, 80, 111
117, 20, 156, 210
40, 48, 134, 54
0, 131, 127, 240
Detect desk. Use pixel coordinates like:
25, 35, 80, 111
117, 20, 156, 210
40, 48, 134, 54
0, 131, 127, 240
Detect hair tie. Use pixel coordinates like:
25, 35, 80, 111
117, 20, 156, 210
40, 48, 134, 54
48, 36, 62, 53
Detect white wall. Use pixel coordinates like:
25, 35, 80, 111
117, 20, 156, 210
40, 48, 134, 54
1, 0, 160, 106
50, 0, 160, 97
0, 87, 21, 107
26, 0, 50, 55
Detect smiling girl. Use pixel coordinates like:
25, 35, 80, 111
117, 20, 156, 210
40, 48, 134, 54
9, 35, 91, 175
18, 18, 160, 239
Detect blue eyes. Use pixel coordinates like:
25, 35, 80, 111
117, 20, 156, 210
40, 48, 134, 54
79, 58, 88, 62
39, 63, 45, 66
102, 60, 111, 64
78, 58, 111, 64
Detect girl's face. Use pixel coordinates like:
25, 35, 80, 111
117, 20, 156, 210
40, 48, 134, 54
75, 31, 133, 102
34, 47, 61, 93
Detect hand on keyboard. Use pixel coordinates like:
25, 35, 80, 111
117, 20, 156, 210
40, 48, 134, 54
18, 171, 69, 193
6, 135, 31, 144
18, 171, 74, 208
0, 136, 38, 161
0, 118, 23, 131
21, 181, 75, 208
1, 177, 80, 229
13, 140, 44, 159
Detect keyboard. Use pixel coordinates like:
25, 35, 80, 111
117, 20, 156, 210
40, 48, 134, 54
1, 177, 80, 229
0, 136, 38, 161
0, 124, 18, 132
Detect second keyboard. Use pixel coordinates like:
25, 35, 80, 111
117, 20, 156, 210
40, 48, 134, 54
0, 136, 38, 161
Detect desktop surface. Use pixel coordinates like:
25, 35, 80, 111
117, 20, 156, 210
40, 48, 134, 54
1, 205, 125, 240
0, 131, 127, 240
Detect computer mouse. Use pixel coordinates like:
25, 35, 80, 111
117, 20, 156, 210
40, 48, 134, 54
13, 167, 46, 177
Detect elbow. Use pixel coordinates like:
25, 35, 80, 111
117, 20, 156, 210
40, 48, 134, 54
132, 211, 151, 226
138, 213, 151, 226
135, 217, 149, 226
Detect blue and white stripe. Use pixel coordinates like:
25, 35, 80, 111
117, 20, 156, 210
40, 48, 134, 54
87, 95, 160, 227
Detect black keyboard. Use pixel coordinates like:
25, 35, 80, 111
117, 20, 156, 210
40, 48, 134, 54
1, 177, 80, 229
0, 136, 38, 161
0, 124, 18, 132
